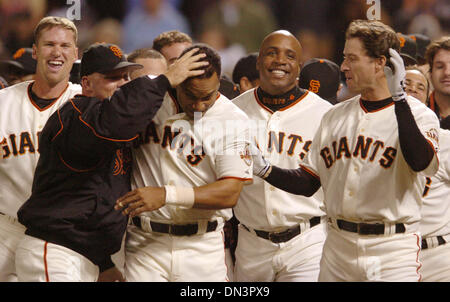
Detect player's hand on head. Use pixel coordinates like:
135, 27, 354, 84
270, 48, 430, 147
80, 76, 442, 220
164, 48, 209, 87
384, 48, 407, 101
115, 186, 166, 217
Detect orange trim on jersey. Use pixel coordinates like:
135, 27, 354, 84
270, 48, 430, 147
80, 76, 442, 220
254, 89, 310, 114
429, 91, 436, 112
359, 99, 394, 113
414, 233, 422, 282
69, 99, 138, 143
300, 164, 320, 181
58, 151, 103, 173
168, 91, 181, 114
28, 82, 70, 112
52, 109, 65, 142
44, 241, 50, 282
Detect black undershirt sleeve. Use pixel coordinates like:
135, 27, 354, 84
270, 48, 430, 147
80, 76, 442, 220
265, 166, 321, 197
395, 99, 435, 172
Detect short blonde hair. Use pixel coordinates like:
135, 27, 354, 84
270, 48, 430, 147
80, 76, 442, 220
34, 16, 78, 45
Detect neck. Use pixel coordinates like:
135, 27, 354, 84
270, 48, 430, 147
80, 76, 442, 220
32, 75, 69, 99
434, 90, 450, 118
360, 76, 392, 101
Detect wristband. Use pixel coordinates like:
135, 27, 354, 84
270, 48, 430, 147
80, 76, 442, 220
164, 185, 195, 208
262, 165, 272, 179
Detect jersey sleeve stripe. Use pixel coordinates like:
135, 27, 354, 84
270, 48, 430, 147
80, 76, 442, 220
300, 164, 320, 181
217, 176, 253, 182
69, 99, 139, 143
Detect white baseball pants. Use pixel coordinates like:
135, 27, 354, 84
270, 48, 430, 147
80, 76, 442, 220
420, 238, 450, 281
124, 225, 228, 282
0, 214, 26, 281
15, 235, 99, 282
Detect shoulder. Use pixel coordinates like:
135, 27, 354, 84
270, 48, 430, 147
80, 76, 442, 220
300, 91, 333, 111
322, 94, 360, 119
406, 95, 439, 121
232, 88, 257, 109
0, 81, 31, 97
213, 94, 250, 121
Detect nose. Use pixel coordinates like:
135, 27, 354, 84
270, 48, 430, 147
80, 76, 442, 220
340, 60, 348, 72
192, 101, 207, 112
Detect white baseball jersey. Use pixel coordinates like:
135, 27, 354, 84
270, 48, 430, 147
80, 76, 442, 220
302, 95, 440, 225
233, 88, 332, 230
420, 128, 450, 238
131, 92, 253, 224
0, 81, 81, 217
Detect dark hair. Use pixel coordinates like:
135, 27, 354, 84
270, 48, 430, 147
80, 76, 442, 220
405, 65, 430, 105
127, 48, 165, 63
179, 44, 221, 81
232, 53, 259, 84
346, 20, 400, 61
152, 30, 192, 52
425, 36, 450, 72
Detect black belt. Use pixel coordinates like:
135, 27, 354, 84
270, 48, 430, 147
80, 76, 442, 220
422, 235, 446, 250
132, 216, 218, 236
336, 219, 406, 235
243, 216, 321, 244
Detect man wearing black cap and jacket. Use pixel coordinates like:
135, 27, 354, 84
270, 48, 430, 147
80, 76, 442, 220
14, 43, 207, 282
0, 48, 36, 85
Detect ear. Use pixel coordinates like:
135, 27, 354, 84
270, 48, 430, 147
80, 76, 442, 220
32, 44, 37, 60
81, 76, 92, 94
375, 55, 387, 73
239, 77, 253, 93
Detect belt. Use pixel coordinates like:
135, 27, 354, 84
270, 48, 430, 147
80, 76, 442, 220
336, 219, 406, 235
132, 216, 218, 236
242, 216, 322, 244
422, 235, 448, 250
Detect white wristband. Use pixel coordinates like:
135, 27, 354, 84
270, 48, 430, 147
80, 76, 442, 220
164, 185, 195, 208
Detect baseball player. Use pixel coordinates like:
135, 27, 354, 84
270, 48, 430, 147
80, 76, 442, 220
152, 30, 193, 65
15, 44, 207, 282
0, 16, 81, 282
127, 48, 168, 80
114, 44, 253, 282
232, 52, 260, 94
231, 30, 331, 282
426, 36, 450, 121
404, 66, 430, 105
0, 48, 36, 85
252, 20, 440, 281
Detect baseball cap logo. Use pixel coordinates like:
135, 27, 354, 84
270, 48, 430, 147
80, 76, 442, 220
399, 36, 405, 48
110, 46, 123, 58
13, 48, 26, 60
309, 80, 320, 93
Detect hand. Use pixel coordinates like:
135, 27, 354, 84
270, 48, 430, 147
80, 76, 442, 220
97, 266, 125, 282
384, 48, 407, 101
249, 143, 271, 178
164, 48, 209, 87
115, 186, 166, 217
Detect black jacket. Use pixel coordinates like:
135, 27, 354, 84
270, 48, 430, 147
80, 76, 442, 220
18, 75, 170, 271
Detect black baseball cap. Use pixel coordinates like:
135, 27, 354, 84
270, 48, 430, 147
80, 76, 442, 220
0, 48, 36, 75
397, 33, 418, 66
299, 58, 341, 105
409, 33, 431, 63
80, 43, 142, 77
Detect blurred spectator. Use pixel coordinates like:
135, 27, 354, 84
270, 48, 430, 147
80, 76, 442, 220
232, 52, 259, 94
152, 30, 192, 65
127, 48, 168, 79
299, 58, 342, 105
397, 33, 418, 66
0, 47, 36, 85
218, 75, 240, 100
0, 0, 47, 55
198, 27, 246, 78
86, 18, 123, 50
122, 0, 190, 53
296, 29, 335, 63
199, 0, 277, 53
404, 65, 431, 104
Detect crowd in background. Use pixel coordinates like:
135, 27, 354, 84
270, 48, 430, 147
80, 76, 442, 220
0, 0, 448, 79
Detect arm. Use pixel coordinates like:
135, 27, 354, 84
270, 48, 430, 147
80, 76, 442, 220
385, 48, 436, 172
114, 178, 245, 217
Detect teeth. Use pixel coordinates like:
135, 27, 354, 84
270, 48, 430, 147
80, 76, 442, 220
271, 70, 286, 76
49, 61, 63, 66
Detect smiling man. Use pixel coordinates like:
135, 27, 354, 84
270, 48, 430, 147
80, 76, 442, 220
0, 16, 81, 282
115, 44, 253, 282
231, 30, 332, 282
251, 20, 440, 281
